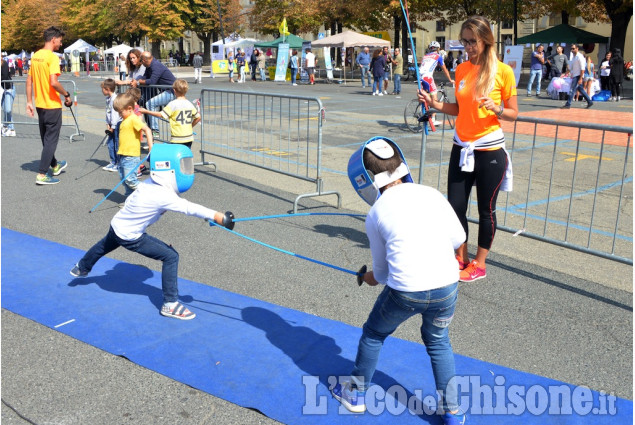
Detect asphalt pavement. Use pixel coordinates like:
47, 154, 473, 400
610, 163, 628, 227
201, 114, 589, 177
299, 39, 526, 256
1, 68, 632, 424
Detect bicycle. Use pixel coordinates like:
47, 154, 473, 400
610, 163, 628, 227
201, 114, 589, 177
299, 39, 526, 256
403, 82, 455, 133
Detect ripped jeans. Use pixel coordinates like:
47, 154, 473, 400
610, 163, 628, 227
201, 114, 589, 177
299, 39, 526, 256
350, 282, 459, 411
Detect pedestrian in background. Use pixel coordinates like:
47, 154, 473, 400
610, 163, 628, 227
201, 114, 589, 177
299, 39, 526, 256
370, 49, 385, 96
609, 48, 624, 102
561, 44, 593, 109
192, 51, 203, 84
257, 50, 267, 81
2, 55, 16, 137
391, 47, 403, 95
527, 44, 544, 96
599, 51, 612, 92
356, 47, 372, 88
290, 50, 299, 86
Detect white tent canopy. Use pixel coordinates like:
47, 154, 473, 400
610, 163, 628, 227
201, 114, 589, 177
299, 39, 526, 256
63, 39, 99, 54
211, 37, 260, 61
104, 44, 137, 57
310, 31, 391, 48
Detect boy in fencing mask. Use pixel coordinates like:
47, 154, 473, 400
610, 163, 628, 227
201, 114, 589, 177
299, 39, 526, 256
70, 144, 235, 320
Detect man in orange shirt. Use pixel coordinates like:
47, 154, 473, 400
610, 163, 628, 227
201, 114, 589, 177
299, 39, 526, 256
26, 26, 73, 185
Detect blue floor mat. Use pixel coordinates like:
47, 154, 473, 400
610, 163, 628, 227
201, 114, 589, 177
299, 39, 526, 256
2, 228, 632, 424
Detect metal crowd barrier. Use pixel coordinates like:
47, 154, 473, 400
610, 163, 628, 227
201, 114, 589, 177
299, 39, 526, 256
198, 88, 340, 213
418, 114, 633, 265
1, 79, 84, 142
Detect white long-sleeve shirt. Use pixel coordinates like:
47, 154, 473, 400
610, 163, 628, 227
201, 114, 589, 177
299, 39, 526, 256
366, 183, 465, 292
111, 179, 217, 241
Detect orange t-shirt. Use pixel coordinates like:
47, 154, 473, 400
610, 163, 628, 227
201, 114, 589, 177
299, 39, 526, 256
454, 60, 516, 142
29, 49, 62, 109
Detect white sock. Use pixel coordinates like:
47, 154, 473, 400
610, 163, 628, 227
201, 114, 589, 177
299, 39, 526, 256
163, 301, 177, 309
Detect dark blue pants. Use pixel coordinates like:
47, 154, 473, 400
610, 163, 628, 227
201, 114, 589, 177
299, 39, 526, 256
78, 226, 180, 303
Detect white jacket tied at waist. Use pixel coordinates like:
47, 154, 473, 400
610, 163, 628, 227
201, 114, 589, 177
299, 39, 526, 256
453, 128, 513, 192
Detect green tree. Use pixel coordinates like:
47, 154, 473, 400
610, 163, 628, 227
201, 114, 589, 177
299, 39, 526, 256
189, 0, 244, 63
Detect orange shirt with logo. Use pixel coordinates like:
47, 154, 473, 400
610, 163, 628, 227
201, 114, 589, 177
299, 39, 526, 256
454, 60, 516, 143
29, 49, 62, 109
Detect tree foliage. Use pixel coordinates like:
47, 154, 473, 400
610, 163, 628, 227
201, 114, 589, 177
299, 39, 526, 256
1, 0, 62, 51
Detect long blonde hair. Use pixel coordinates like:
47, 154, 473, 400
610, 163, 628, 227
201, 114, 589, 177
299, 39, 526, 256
461, 16, 498, 98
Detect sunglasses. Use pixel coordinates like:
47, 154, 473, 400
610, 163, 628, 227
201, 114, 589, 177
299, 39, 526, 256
459, 38, 478, 47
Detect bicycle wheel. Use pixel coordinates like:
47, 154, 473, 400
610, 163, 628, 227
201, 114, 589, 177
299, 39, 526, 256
404, 99, 423, 132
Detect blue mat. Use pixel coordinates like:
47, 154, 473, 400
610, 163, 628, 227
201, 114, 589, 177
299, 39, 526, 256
1, 228, 632, 424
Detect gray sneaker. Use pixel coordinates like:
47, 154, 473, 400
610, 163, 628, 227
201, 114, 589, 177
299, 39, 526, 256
36, 174, 60, 185
70, 263, 88, 277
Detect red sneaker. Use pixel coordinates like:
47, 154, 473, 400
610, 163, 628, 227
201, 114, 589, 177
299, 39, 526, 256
459, 260, 486, 282
456, 255, 468, 271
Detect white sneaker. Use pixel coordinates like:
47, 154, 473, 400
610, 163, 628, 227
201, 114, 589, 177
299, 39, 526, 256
382, 90, 387, 95
293, 83, 297, 86
372, 92, 377, 96
1, 126, 7, 136
103, 163, 118, 172
433, 120, 443, 126
378, 92, 384, 96
7, 129, 16, 137
617, 96, 621, 102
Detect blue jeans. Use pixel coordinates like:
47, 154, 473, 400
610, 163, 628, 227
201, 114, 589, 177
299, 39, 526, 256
77, 226, 180, 303
393, 74, 402, 94
351, 282, 459, 412
290, 67, 298, 84
2, 87, 15, 130
118, 155, 140, 196
360, 65, 371, 87
565, 77, 592, 106
259, 68, 266, 81
372, 76, 382, 93
527, 69, 542, 94
106, 125, 120, 165
145, 90, 175, 132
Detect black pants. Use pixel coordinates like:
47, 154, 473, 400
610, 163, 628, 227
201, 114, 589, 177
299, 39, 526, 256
447, 145, 508, 250
610, 79, 622, 98
36, 107, 62, 174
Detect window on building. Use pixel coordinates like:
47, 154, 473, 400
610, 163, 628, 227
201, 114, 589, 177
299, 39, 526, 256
436, 21, 445, 32
436, 36, 446, 48
502, 20, 513, 29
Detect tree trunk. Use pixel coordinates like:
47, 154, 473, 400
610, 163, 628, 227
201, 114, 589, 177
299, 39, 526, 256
394, 15, 401, 49
151, 42, 161, 59
330, 21, 336, 66
402, 18, 409, 62
198, 32, 212, 65
606, 8, 630, 54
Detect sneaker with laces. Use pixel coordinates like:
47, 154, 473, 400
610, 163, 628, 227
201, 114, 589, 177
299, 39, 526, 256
459, 260, 486, 282
443, 411, 466, 425
103, 163, 118, 172
160, 302, 196, 320
50, 160, 67, 176
331, 381, 366, 413
456, 255, 468, 271
36, 174, 60, 185
70, 263, 88, 277
6, 128, 16, 137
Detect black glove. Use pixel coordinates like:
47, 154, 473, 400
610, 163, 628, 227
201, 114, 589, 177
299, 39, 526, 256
356, 265, 367, 286
222, 211, 235, 230
105, 129, 114, 135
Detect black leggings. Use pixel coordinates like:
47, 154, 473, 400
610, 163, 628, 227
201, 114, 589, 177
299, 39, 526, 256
447, 144, 508, 250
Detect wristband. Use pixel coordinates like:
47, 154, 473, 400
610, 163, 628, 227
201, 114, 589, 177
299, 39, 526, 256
496, 103, 504, 118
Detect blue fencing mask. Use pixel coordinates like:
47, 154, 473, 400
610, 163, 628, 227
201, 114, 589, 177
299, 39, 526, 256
149, 144, 195, 193
347, 137, 413, 206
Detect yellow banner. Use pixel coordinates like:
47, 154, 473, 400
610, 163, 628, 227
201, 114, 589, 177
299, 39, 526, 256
362, 31, 391, 42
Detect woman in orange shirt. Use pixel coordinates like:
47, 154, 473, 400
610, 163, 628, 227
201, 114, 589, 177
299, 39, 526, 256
418, 15, 518, 282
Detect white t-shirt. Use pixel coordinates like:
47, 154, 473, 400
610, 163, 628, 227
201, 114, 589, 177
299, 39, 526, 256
305, 52, 315, 68
111, 179, 217, 241
365, 183, 465, 292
